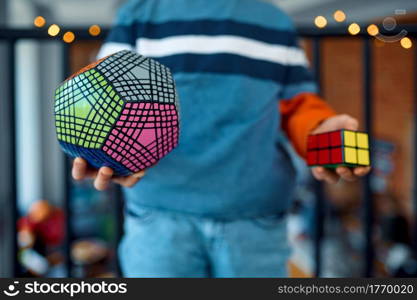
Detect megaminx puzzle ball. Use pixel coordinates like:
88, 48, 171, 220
54, 50, 180, 176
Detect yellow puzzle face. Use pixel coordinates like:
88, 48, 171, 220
358, 149, 370, 165
357, 133, 369, 149
344, 147, 358, 164
344, 131, 357, 147
343, 130, 370, 167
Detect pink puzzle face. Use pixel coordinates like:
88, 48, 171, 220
104, 103, 179, 171
54, 50, 180, 176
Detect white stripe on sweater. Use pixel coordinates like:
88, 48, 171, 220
137, 35, 308, 66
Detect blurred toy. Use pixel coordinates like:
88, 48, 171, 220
17, 200, 65, 276
54, 50, 180, 176
307, 129, 371, 168
18, 200, 65, 248
19, 248, 50, 276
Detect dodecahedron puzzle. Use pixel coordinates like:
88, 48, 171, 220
54, 50, 180, 176
307, 129, 370, 168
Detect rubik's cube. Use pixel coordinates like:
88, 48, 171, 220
307, 130, 371, 168
54, 50, 180, 176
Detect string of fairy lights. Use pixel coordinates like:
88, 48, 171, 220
33, 11, 413, 49
314, 10, 413, 49
33, 16, 101, 43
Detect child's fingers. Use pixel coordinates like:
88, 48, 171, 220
336, 167, 356, 182
340, 114, 359, 131
72, 157, 88, 180
72, 157, 99, 180
322, 169, 339, 184
113, 170, 146, 188
311, 167, 324, 180
313, 165, 371, 184
312, 167, 339, 184
94, 167, 114, 191
353, 167, 371, 177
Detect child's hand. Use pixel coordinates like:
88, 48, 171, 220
71, 157, 146, 191
310, 114, 371, 184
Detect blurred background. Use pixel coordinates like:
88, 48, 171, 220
1, 0, 417, 278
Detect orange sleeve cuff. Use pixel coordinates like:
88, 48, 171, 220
280, 93, 337, 159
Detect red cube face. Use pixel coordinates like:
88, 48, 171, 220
318, 133, 330, 148
318, 149, 330, 165
331, 148, 343, 164
330, 131, 342, 147
307, 151, 318, 165
307, 135, 318, 150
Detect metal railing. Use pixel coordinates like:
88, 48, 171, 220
1, 25, 417, 277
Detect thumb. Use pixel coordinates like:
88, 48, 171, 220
336, 114, 359, 131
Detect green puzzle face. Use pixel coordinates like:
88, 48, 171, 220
55, 69, 124, 149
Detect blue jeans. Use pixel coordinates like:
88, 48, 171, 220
119, 206, 290, 278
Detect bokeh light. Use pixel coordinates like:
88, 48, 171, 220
48, 24, 60, 37
314, 16, 328, 29
89, 25, 101, 36
33, 16, 46, 28
63, 31, 75, 43
400, 37, 413, 49
348, 23, 361, 35
333, 10, 346, 22
367, 24, 379, 36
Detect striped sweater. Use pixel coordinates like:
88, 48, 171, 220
99, 0, 335, 218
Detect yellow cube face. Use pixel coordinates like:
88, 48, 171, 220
358, 149, 370, 165
357, 133, 369, 149
344, 130, 357, 147
344, 147, 357, 164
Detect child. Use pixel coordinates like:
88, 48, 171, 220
72, 0, 370, 277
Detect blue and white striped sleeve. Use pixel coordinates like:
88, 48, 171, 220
97, 2, 137, 59
280, 31, 318, 100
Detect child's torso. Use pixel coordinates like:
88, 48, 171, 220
118, 0, 308, 218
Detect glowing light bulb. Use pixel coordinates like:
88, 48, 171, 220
367, 24, 379, 36
314, 16, 327, 29
48, 24, 60, 36
348, 23, 361, 35
34, 16, 46, 28
63, 31, 75, 43
89, 25, 101, 36
400, 37, 412, 49
334, 10, 346, 22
